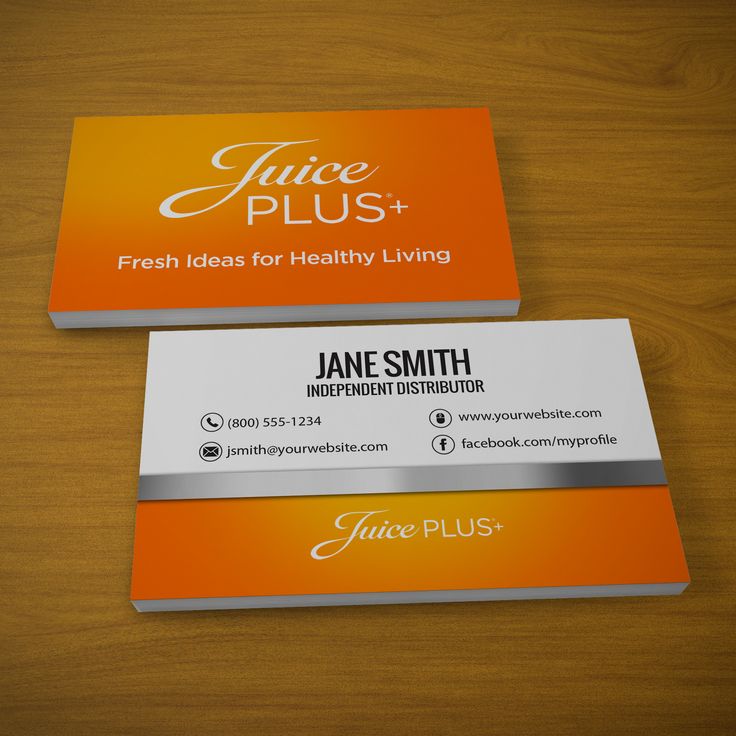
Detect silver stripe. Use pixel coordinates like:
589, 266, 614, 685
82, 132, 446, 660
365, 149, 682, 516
138, 459, 666, 500
132, 581, 688, 612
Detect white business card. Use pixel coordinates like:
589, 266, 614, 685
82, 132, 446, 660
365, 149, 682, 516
139, 319, 664, 499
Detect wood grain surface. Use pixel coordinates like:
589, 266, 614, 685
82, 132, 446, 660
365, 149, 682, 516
1, 1, 735, 734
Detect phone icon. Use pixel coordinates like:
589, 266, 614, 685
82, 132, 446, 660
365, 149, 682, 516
200, 412, 224, 432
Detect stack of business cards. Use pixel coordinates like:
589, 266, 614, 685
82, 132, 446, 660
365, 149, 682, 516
131, 319, 688, 611
48, 107, 519, 328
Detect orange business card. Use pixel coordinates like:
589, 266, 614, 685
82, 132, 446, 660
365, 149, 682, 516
48, 108, 519, 328
131, 485, 689, 611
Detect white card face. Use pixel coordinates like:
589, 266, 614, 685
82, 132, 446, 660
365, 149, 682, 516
138, 319, 663, 500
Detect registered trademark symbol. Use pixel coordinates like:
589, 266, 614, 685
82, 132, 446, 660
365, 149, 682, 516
386, 192, 393, 198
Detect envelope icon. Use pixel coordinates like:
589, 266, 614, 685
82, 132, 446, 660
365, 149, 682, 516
200, 443, 221, 460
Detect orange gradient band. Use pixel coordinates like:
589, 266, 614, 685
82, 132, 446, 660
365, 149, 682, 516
131, 485, 688, 601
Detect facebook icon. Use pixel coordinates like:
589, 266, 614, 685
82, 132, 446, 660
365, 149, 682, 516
431, 434, 455, 455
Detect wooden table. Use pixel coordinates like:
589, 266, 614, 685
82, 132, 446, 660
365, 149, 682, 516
2, 2, 734, 733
